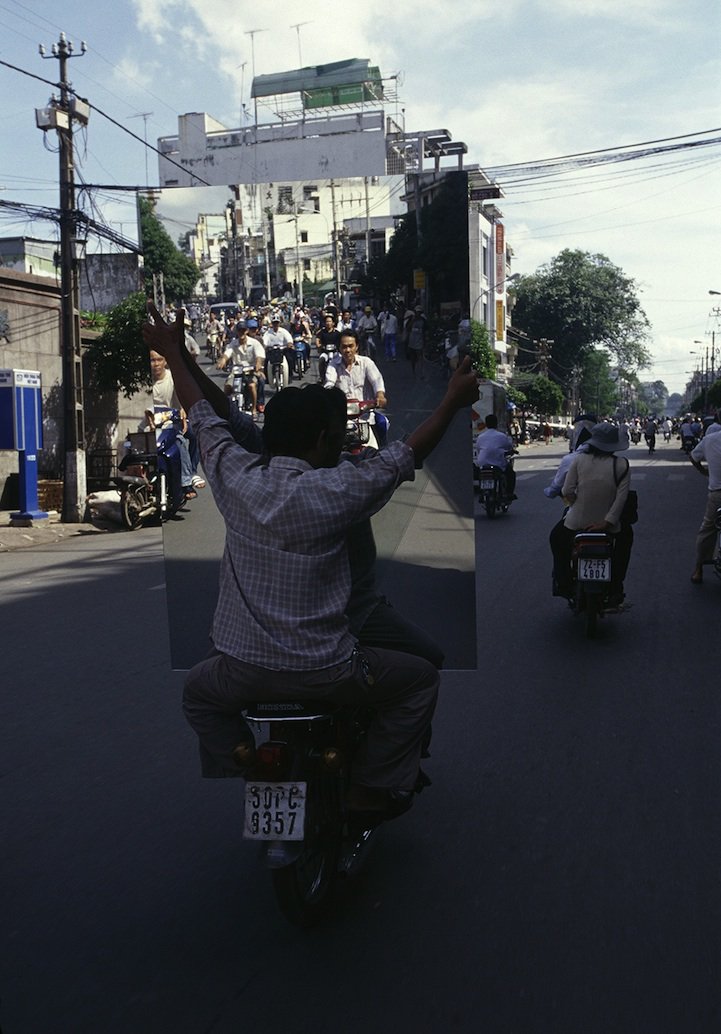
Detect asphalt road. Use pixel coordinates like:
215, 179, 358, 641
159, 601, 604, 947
2, 433, 720, 1033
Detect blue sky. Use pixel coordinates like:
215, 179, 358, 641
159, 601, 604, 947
2, 0, 720, 394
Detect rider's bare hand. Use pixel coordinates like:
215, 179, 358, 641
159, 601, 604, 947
142, 303, 185, 360
444, 356, 480, 410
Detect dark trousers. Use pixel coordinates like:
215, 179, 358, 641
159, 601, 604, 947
183, 647, 438, 791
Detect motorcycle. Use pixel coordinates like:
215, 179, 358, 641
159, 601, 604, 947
266, 344, 288, 392
114, 411, 186, 529
293, 336, 310, 378
231, 363, 256, 413
630, 428, 641, 445
681, 435, 698, 455
344, 398, 387, 452
475, 456, 516, 518
645, 431, 656, 455
239, 698, 420, 927
569, 531, 617, 637
317, 341, 337, 384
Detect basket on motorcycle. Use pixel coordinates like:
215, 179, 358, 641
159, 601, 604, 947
126, 431, 157, 455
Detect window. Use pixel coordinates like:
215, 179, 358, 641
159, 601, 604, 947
277, 186, 293, 214
303, 259, 311, 271
300, 231, 308, 243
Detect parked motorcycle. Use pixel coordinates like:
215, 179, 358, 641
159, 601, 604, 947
114, 412, 186, 529
475, 457, 515, 518
239, 698, 422, 927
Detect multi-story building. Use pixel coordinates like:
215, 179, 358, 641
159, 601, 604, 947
156, 57, 516, 373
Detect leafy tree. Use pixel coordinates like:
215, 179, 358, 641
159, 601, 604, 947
690, 378, 721, 414
513, 249, 651, 389
469, 319, 495, 379
379, 172, 469, 307
85, 291, 151, 398
580, 349, 619, 416
524, 374, 564, 417
505, 385, 527, 406
139, 196, 199, 303
637, 379, 669, 415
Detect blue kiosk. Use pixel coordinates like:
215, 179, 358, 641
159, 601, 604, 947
0, 369, 49, 521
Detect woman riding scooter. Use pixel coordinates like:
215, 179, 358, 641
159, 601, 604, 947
549, 422, 633, 607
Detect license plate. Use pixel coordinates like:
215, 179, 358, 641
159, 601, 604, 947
479, 479, 496, 490
579, 557, 611, 581
243, 781, 306, 841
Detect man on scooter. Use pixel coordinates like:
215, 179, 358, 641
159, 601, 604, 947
324, 329, 388, 447
474, 413, 516, 499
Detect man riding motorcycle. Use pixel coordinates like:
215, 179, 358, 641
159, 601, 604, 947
324, 329, 388, 448
474, 413, 516, 499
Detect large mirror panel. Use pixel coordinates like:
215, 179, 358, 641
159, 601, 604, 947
151, 176, 477, 670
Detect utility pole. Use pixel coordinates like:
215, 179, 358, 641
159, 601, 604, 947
127, 112, 153, 186
38, 32, 88, 522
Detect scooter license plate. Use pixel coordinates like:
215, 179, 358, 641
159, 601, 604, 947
243, 781, 306, 841
479, 478, 496, 490
579, 558, 611, 581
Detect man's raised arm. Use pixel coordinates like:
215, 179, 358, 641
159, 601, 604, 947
405, 357, 479, 464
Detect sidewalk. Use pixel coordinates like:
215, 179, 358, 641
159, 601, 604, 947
0, 509, 121, 552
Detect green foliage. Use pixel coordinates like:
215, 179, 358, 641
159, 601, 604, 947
85, 291, 151, 398
505, 384, 527, 406
513, 249, 651, 388
690, 378, 721, 414
637, 379, 669, 415
469, 319, 496, 379
139, 196, 200, 303
524, 374, 564, 417
579, 349, 619, 416
379, 172, 469, 307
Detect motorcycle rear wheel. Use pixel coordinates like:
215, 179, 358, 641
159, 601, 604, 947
484, 500, 497, 518
585, 594, 601, 638
120, 484, 151, 530
271, 783, 342, 928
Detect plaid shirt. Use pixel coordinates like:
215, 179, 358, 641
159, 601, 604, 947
190, 400, 415, 670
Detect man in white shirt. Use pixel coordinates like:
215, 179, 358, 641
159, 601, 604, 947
355, 306, 379, 358
263, 314, 295, 379
474, 414, 516, 496
689, 421, 721, 583
324, 329, 388, 446
379, 308, 399, 361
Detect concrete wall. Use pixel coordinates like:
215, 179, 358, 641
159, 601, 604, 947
79, 254, 143, 313
0, 267, 150, 506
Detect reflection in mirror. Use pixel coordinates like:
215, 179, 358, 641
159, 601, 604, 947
152, 170, 477, 671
